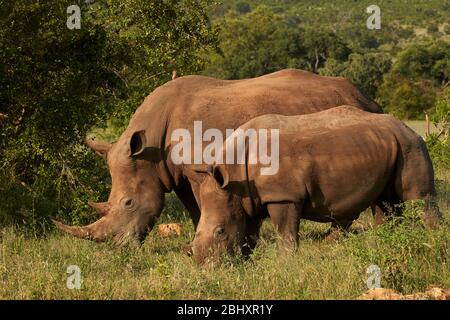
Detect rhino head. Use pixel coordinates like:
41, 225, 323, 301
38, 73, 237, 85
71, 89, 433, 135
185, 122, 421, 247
53, 130, 165, 246
192, 166, 246, 264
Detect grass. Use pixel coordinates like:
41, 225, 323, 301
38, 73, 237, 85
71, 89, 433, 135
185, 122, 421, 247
0, 120, 448, 300
0, 183, 448, 299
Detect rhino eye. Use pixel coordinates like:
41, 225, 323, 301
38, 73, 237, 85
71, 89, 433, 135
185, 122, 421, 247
121, 197, 135, 210
214, 226, 227, 241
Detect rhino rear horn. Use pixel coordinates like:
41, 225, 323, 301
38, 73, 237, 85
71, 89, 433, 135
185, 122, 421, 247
88, 201, 111, 216
85, 138, 112, 158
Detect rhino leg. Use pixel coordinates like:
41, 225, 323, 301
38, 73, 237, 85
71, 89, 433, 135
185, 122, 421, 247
267, 202, 302, 251
371, 204, 385, 227
174, 181, 201, 255
242, 216, 262, 257
324, 219, 353, 242
175, 180, 201, 228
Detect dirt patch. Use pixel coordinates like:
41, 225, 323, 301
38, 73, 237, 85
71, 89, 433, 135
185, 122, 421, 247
358, 286, 450, 300
158, 223, 183, 237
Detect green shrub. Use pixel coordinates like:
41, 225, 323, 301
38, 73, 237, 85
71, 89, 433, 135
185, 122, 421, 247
0, 1, 217, 227
345, 201, 449, 293
426, 89, 450, 172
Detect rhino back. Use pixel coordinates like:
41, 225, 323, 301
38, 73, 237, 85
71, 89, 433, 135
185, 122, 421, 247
122, 70, 382, 188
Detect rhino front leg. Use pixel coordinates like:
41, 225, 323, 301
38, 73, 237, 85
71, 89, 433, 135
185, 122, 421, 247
267, 202, 302, 251
371, 204, 385, 227
242, 216, 262, 257
175, 181, 201, 229
325, 219, 353, 242
174, 181, 201, 256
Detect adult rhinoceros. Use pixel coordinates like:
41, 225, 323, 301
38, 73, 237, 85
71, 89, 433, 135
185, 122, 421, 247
53, 69, 382, 245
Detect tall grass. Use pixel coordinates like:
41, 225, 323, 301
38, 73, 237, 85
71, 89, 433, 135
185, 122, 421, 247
0, 119, 448, 299
0, 196, 448, 299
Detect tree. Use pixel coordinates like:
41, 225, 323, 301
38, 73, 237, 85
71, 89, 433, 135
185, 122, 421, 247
203, 5, 351, 79
0, 0, 217, 225
378, 77, 436, 119
377, 41, 449, 118
426, 89, 450, 172
394, 41, 450, 86
297, 29, 351, 73
320, 52, 391, 99
203, 6, 297, 79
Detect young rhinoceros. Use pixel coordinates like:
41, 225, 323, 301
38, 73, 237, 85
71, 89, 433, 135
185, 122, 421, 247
191, 105, 442, 264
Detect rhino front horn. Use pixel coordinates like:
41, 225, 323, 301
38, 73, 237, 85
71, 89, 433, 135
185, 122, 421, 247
88, 201, 110, 216
52, 218, 109, 242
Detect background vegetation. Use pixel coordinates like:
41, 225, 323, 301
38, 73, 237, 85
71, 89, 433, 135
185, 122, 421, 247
0, 0, 449, 299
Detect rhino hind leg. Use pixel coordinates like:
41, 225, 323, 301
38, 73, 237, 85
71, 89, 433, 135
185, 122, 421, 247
266, 202, 302, 251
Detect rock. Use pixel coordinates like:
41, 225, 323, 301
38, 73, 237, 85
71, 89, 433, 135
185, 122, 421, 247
423, 286, 450, 300
358, 288, 403, 300
358, 286, 450, 300
158, 223, 182, 237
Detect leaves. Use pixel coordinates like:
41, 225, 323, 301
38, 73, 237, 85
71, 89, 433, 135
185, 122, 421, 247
0, 0, 217, 225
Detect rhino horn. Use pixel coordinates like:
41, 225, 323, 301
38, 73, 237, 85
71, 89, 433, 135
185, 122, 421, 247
88, 201, 110, 216
85, 138, 112, 158
52, 218, 110, 242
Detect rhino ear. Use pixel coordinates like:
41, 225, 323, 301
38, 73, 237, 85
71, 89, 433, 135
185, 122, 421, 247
130, 130, 146, 157
210, 165, 229, 189
85, 138, 111, 158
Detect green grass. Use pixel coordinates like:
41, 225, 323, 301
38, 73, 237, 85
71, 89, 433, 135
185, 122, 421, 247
0, 185, 448, 299
0, 120, 448, 299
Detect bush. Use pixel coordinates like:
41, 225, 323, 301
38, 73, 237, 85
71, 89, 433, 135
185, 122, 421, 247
426, 89, 450, 172
377, 41, 449, 118
345, 201, 449, 293
320, 52, 391, 99
0, 1, 218, 227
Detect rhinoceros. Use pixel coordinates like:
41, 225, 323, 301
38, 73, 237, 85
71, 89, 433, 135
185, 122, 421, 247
53, 69, 382, 246
191, 106, 442, 264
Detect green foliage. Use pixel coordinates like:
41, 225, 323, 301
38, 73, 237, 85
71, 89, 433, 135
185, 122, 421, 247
394, 41, 450, 86
205, 2, 448, 120
426, 89, 450, 171
203, 6, 296, 79
377, 41, 449, 118
203, 6, 350, 79
320, 52, 391, 99
345, 201, 449, 293
0, 0, 217, 226
296, 29, 350, 73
